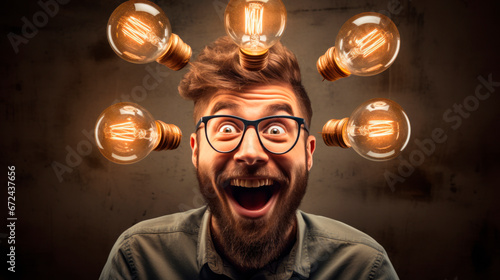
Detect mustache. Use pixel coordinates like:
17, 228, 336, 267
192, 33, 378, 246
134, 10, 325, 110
215, 166, 289, 188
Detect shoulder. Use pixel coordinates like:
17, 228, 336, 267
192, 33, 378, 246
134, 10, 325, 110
298, 211, 399, 279
100, 207, 206, 279
299, 210, 384, 253
120, 206, 206, 239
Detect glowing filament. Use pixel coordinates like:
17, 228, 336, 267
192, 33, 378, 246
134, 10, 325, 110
363, 120, 395, 137
106, 122, 147, 142
245, 3, 264, 42
122, 16, 161, 47
350, 29, 387, 59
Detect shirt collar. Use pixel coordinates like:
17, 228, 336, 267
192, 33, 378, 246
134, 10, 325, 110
197, 208, 311, 279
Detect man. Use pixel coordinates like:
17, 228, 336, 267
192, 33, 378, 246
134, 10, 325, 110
100, 36, 399, 279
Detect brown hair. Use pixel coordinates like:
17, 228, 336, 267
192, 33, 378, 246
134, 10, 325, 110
178, 36, 312, 126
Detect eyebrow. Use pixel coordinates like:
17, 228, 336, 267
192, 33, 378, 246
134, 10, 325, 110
264, 103, 294, 116
210, 101, 294, 117
210, 102, 240, 115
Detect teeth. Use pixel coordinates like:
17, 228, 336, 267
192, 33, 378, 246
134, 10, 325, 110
230, 179, 273, 188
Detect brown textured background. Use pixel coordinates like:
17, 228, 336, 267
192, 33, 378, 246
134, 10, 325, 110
2, 0, 500, 279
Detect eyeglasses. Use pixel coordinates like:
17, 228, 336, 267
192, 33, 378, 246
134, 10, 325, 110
196, 115, 309, 155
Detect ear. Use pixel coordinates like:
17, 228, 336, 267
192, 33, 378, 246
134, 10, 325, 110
306, 135, 316, 171
190, 133, 198, 169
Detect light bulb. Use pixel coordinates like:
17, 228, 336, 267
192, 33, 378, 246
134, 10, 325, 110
322, 98, 410, 161
107, 0, 191, 70
95, 102, 182, 164
224, 0, 287, 71
317, 12, 400, 81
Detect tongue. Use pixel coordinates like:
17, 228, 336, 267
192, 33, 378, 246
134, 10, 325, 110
234, 187, 270, 211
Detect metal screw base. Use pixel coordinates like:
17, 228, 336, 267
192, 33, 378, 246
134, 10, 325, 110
156, 33, 192, 71
239, 49, 269, 71
321, 118, 351, 148
317, 47, 350, 82
154, 120, 182, 151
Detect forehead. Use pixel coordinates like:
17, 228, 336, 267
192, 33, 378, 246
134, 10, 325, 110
203, 85, 302, 118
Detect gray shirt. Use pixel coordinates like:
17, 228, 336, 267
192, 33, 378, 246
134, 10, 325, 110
100, 206, 399, 279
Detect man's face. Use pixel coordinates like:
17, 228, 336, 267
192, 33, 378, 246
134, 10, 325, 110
190, 85, 316, 269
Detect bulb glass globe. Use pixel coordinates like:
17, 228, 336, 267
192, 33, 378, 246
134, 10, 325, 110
107, 0, 172, 64
95, 102, 160, 164
346, 98, 410, 161
334, 12, 400, 76
224, 0, 286, 55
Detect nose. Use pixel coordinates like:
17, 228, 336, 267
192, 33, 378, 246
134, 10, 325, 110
233, 126, 269, 165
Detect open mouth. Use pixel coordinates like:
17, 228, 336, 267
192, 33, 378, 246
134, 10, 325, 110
224, 178, 280, 218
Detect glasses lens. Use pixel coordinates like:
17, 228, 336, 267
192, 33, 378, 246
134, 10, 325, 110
206, 116, 245, 152
258, 117, 300, 154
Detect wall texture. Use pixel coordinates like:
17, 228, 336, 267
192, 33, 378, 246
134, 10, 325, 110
2, 0, 500, 279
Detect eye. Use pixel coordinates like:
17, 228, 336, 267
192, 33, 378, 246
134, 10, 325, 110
265, 125, 286, 135
218, 124, 238, 133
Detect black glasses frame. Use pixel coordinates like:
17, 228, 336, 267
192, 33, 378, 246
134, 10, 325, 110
196, 115, 310, 155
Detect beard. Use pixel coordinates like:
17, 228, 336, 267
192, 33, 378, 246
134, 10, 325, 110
196, 157, 309, 271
